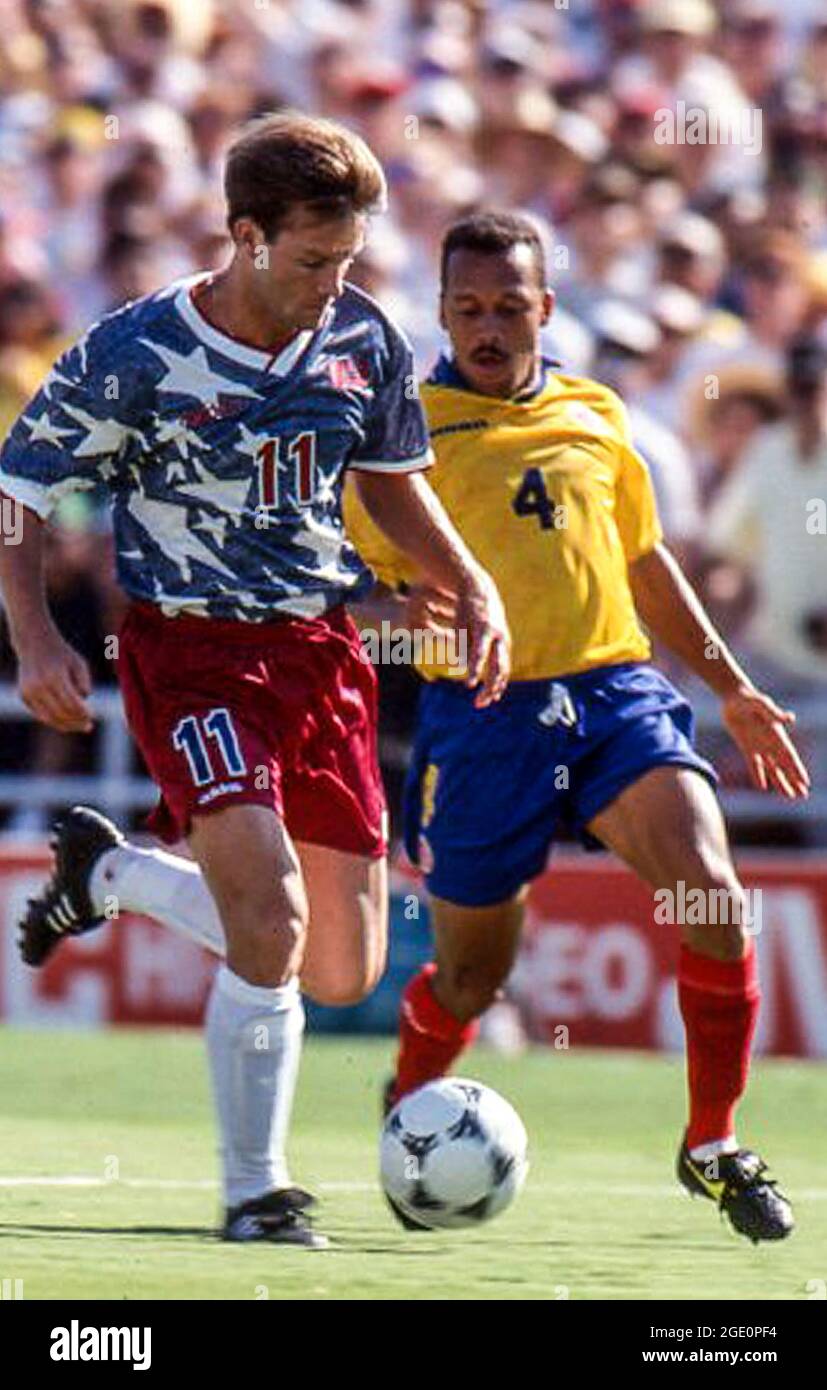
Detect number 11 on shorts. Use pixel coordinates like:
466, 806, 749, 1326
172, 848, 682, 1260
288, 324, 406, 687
172, 708, 247, 787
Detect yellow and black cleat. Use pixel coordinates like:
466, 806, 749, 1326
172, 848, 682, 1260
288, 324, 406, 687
677, 1137, 794, 1243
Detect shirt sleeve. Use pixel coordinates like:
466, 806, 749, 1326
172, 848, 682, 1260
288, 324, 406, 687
348, 320, 434, 474
0, 318, 130, 519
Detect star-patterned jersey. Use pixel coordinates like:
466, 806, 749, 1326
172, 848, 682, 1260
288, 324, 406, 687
0, 274, 432, 622
344, 354, 663, 681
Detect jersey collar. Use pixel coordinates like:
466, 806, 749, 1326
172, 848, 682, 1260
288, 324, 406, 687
427, 352, 561, 401
174, 272, 315, 375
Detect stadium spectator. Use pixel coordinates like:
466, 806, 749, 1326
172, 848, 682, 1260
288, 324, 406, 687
719, 0, 786, 110
705, 336, 827, 688
589, 298, 702, 565
0, 278, 67, 441
555, 165, 646, 321
637, 282, 705, 432
655, 212, 727, 305
686, 364, 785, 507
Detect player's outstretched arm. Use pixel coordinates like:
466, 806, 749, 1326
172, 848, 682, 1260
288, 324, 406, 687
353, 470, 510, 705
629, 542, 810, 799
0, 494, 93, 732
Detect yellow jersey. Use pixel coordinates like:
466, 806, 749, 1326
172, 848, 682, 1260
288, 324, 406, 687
344, 358, 662, 682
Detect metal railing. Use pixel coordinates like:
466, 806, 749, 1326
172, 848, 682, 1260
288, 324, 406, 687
0, 683, 825, 827
0, 686, 155, 816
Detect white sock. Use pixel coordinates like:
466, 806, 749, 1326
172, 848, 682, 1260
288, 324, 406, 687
689, 1137, 739, 1161
206, 965, 305, 1208
90, 845, 226, 956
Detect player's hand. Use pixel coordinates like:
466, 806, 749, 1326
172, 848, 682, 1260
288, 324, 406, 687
15, 629, 94, 733
454, 567, 511, 708
399, 583, 459, 635
721, 686, 810, 799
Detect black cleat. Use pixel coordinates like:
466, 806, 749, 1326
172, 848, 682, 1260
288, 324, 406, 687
18, 806, 125, 967
223, 1188, 329, 1248
677, 1138, 795, 1243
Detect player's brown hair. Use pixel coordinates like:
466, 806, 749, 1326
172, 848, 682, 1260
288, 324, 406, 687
224, 111, 387, 241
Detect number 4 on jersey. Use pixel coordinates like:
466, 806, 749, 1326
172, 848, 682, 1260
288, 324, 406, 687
512, 467, 560, 531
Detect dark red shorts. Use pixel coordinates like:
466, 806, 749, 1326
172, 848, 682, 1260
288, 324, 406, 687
117, 600, 387, 857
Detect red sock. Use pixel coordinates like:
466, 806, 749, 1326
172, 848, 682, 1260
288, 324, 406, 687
394, 963, 479, 1100
678, 942, 760, 1151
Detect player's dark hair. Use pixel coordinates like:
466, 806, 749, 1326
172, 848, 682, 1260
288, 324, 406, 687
224, 110, 387, 241
440, 211, 547, 289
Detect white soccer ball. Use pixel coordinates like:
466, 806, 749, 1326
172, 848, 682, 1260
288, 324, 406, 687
380, 1077, 528, 1230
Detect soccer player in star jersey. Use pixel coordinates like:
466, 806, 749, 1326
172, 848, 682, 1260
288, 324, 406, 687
0, 116, 509, 1248
345, 212, 811, 1242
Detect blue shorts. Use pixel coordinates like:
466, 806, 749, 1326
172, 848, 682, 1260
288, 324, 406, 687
403, 662, 717, 907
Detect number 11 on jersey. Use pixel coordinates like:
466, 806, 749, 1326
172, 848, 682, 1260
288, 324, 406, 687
256, 432, 317, 509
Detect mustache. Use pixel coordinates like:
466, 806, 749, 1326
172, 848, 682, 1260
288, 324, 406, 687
470, 344, 508, 361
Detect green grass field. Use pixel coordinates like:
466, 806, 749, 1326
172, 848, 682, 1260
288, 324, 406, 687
0, 1027, 824, 1301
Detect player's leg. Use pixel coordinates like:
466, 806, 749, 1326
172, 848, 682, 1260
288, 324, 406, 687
392, 890, 526, 1104
388, 680, 555, 1108
297, 842, 387, 1007
22, 816, 390, 1000
587, 765, 792, 1240
588, 765, 750, 957
187, 802, 326, 1246
91, 835, 226, 954
91, 834, 388, 1003
18, 805, 229, 967
587, 767, 756, 1150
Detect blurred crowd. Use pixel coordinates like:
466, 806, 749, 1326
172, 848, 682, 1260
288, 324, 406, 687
0, 0, 826, 835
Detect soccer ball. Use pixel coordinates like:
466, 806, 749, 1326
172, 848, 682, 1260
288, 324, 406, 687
380, 1078, 528, 1230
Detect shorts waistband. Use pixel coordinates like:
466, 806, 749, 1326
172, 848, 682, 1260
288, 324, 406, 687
430, 661, 649, 703
124, 599, 347, 646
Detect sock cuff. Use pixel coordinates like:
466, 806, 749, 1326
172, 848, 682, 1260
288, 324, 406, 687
679, 942, 759, 998
688, 1136, 738, 1161
215, 964, 299, 1011
401, 963, 479, 1044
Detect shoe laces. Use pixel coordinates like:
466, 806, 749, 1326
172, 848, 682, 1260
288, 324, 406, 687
720, 1151, 779, 1203
246, 1187, 316, 1231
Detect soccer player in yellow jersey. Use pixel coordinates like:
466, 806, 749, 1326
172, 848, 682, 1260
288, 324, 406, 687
345, 211, 811, 1242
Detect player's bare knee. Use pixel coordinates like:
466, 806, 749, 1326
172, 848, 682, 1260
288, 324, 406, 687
312, 936, 386, 1006
304, 965, 376, 1008
223, 875, 308, 977
308, 980, 366, 1008
354, 956, 385, 1002
230, 880, 307, 937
